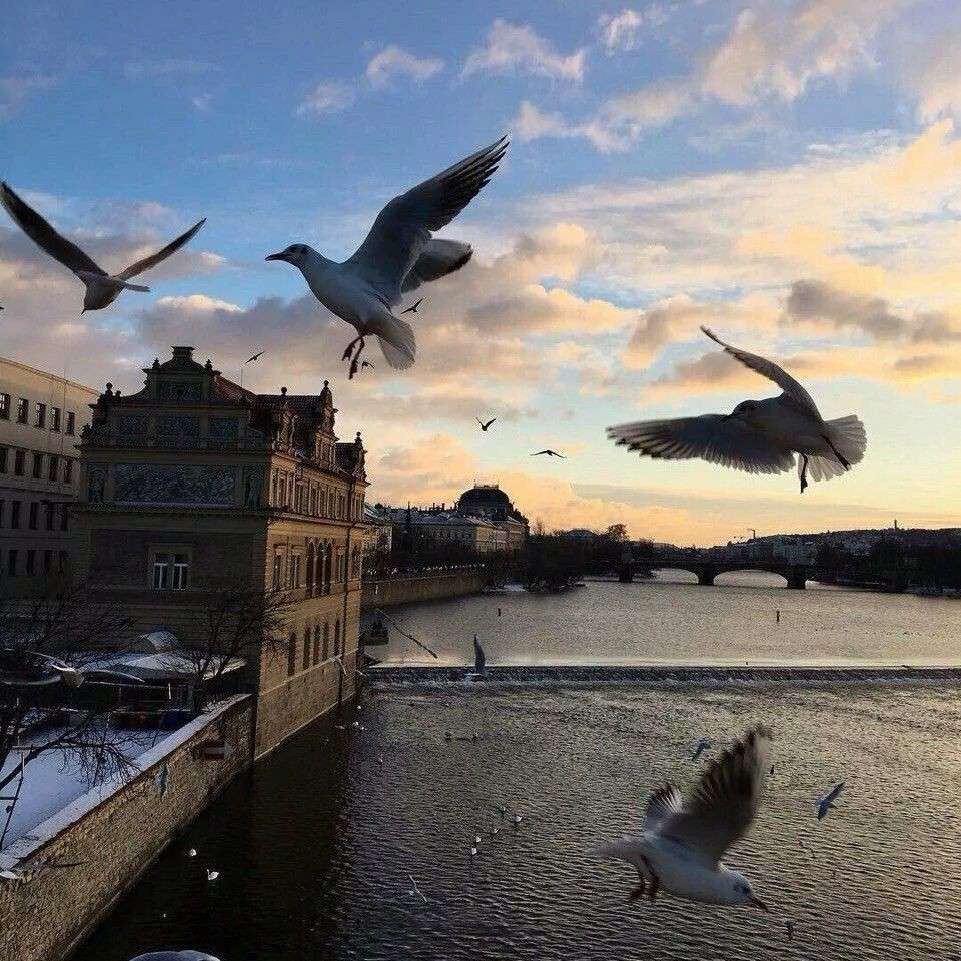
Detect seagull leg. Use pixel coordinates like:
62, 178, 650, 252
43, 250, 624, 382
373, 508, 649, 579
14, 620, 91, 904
824, 436, 851, 470
799, 455, 809, 494
639, 855, 661, 901
628, 868, 648, 902
342, 336, 362, 363
348, 338, 366, 380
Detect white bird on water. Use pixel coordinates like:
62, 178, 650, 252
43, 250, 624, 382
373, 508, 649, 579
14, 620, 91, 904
593, 725, 773, 910
266, 136, 508, 378
608, 327, 866, 493
0, 182, 205, 313
816, 782, 845, 820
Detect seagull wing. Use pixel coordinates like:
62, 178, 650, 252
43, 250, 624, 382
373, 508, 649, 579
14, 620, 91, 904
659, 725, 774, 867
823, 782, 845, 804
116, 218, 206, 280
345, 137, 508, 305
1, 182, 106, 277
701, 327, 821, 418
608, 415, 795, 475
644, 784, 684, 831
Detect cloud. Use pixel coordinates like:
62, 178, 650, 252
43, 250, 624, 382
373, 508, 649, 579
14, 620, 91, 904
462, 20, 587, 83
366, 45, 444, 88
784, 279, 906, 339
0, 73, 57, 121
597, 5, 669, 54
513, 101, 629, 152
123, 59, 215, 81
191, 93, 213, 112
296, 81, 356, 116
525, 0, 915, 150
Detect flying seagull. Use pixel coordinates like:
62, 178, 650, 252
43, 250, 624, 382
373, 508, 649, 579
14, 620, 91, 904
245, 350, 265, 364
691, 738, 713, 761
593, 725, 773, 910
816, 782, 844, 820
0, 649, 143, 689
129, 953, 220, 961
266, 136, 508, 378
531, 449, 565, 458
407, 874, 427, 902
402, 298, 423, 314
607, 327, 866, 493
1, 182, 205, 313
476, 417, 496, 431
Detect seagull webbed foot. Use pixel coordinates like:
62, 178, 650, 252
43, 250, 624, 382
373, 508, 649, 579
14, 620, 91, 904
799, 454, 809, 494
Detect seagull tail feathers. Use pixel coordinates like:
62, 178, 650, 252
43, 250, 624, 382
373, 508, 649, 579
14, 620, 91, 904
589, 837, 646, 863
375, 314, 416, 370
806, 415, 867, 483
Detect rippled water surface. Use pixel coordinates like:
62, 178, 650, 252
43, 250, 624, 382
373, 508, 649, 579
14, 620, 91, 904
72, 579, 961, 961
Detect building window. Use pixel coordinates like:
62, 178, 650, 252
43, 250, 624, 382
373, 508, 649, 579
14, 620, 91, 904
10, 501, 20, 529
25, 550, 35, 575
28, 502, 38, 530
14, 450, 24, 476
0, 447, 7, 472
322, 622, 330, 661
313, 625, 320, 665
50, 407, 61, 432
64, 459, 73, 483
32, 452, 43, 479
58, 551, 67, 574
290, 553, 301, 589
48, 455, 58, 482
287, 632, 297, 676
60, 504, 68, 531
0, 393, 9, 420
152, 551, 190, 590
16, 398, 28, 424
65, 411, 75, 435
44, 501, 54, 531
0, 500, 4, 527
43, 550, 52, 575
302, 627, 311, 671
7, 550, 17, 576
34, 403, 46, 429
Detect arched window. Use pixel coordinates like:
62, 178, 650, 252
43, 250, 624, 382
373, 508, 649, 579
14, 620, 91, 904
322, 621, 330, 661
306, 542, 316, 597
323, 543, 333, 594
313, 624, 321, 664
302, 625, 311, 670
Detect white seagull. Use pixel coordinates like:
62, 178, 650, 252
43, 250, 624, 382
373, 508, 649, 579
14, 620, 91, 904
129, 953, 220, 961
594, 725, 773, 910
816, 782, 845, 820
1, 182, 205, 313
608, 327, 866, 493
265, 136, 508, 378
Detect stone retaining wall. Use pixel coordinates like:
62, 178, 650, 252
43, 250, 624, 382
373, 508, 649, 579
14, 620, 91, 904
360, 570, 487, 609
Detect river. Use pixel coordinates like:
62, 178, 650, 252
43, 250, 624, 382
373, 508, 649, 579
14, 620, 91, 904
72, 575, 961, 961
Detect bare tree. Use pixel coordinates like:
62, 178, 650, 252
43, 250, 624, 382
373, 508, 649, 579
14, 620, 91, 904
168, 586, 294, 712
0, 586, 145, 847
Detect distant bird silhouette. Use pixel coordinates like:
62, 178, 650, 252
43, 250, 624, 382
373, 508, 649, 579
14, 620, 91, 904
608, 327, 866, 493
245, 350, 265, 364
361, 360, 373, 369
816, 782, 845, 820
1, 182, 205, 313
402, 298, 423, 314
265, 136, 507, 377
531, 449, 565, 458
476, 417, 496, 431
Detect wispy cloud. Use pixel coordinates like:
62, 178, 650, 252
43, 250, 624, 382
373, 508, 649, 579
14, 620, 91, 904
0, 73, 57, 121
191, 93, 213, 112
295, 80, 356, 116
462, 20, 587, 83
366, 45, 444, 88
123, 59, 215, 81
597, 5, 669, 54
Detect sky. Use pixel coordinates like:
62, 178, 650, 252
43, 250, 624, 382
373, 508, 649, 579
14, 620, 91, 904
4, 0, 961, 544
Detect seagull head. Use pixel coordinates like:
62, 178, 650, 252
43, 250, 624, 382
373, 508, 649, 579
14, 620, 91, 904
726, 871, 768, 911
727, 399, 760, 422
265, 243, 314, 267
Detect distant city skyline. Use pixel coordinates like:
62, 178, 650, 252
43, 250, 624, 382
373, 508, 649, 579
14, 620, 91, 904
5, 1, 961, 542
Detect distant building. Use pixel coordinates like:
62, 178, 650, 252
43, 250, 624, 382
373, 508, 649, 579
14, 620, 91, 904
363, 503, 393, 557
387, 506, 507, 554
454, 484, 528, 551
73, 346, 367, 756
0, 356, 97, 597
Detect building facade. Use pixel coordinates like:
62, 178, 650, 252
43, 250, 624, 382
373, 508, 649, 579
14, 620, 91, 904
0, 357, 97, 598
72, 347, 367, 756
388, 506, 507, 553
454, 484, 528, 551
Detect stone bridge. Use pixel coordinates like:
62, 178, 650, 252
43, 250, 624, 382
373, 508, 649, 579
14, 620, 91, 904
620, 552, 813, 589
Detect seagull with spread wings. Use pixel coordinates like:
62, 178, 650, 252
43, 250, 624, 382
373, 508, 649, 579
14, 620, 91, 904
531, 449, 565, 458
1, 182, 205, 313
476, 416, 496, 431
266, 136, 508, 378
593, 725, 773, 910
608, 327, 866, 493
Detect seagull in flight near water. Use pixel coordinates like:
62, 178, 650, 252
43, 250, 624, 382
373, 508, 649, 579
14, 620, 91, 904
476, 417, 496, 431
816, 782, 844, 820
531, 449, 566, 458
266, 136, 508, 378
593, 725, 773, 911
608, 327, 866, 493
1, 182, 205, 313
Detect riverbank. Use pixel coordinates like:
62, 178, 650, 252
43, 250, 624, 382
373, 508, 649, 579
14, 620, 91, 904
361, 569, 487, 609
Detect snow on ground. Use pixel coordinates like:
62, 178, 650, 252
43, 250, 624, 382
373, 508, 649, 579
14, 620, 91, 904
0, 725, 166, 847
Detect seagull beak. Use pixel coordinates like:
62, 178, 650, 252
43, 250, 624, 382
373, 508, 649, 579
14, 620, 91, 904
749, 895, 769, 912
265, 251, 286, 262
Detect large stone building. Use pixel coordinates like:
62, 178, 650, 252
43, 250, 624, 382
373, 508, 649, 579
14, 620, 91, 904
72, 347, 367, 756
455, 484, 528, 551
0, 356, 97, 598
